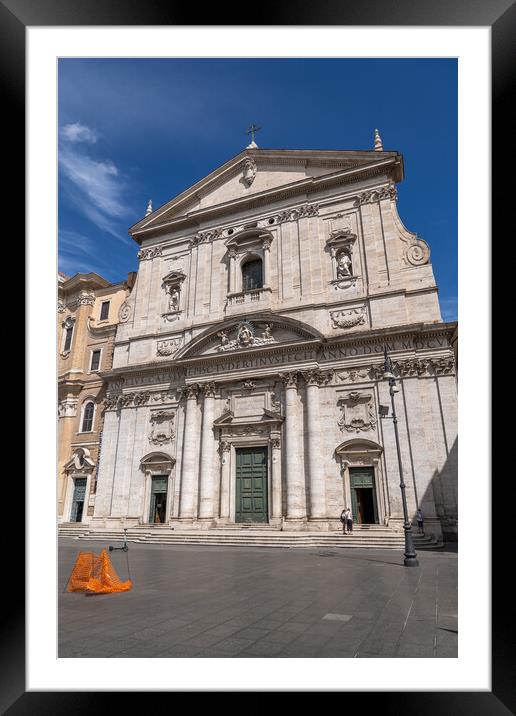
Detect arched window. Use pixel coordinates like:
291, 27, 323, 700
81, 401, 95, 432
242, 258, 263, 291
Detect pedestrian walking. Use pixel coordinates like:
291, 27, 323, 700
340, 508, 348, 534
416, 508, 424, 534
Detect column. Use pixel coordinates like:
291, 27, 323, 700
303, 370, 328, 519
219, 440, 231, 520
281, 372, 306, 519
198, 382, 216, 519
270, 435, 282, 519
179, 384, 200, 519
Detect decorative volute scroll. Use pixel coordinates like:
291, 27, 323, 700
389, 197, 431, 267
337, 392, 377, 433
118, 301, 132, 323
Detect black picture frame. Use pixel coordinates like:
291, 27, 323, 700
7, 0, 507, 711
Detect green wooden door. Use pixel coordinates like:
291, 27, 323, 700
149, 475, 168, 524
349, 467, 379, 524
235, 447, 268, 523
71, 478, 87, 522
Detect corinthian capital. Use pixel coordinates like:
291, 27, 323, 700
201, 382, 216, 398
303, 369, 334, 387
181, 384, 199, 400
279, 371, 298, 388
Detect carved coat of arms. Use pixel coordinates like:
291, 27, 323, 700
149, 410, 175, 445
337, 392, 377, 433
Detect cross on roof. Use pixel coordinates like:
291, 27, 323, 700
246, 124, 261, 145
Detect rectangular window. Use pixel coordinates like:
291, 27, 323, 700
90, 350, 101, 371
100, 301, 110, 320
63, 326, 73, 352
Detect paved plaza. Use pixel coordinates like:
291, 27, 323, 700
58, 538, 457, 658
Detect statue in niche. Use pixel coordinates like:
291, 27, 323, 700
337, 251, 352, 278
168, 286, 180, 312
262, 323, 272, 339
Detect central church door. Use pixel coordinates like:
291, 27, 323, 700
235, 447, 268, 523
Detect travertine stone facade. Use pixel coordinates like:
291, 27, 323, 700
58, 271, 136, 523
92, 146, 458, 538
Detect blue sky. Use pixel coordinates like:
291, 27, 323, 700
58, 58, 457, 321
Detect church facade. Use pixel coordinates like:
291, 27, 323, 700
91, 138, 458, 539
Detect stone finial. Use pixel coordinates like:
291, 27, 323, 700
145, 199, 153, 216
374, 128, 383, 152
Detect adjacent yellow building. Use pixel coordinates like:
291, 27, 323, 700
57, 270, 136, 523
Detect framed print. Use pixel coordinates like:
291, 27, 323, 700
5, 0, 509, 711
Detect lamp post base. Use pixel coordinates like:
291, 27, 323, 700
403, 554, 420, 568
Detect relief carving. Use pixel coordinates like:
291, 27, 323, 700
338, 392, 377, 433
216, 320, 276, 352
138, 246, 163, 260
149, 410, 175, 446
156, 337, 184, 357
330, 306, 367, 329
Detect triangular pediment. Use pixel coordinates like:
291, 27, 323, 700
131, 148, 401, 235
176, 313, 323, 360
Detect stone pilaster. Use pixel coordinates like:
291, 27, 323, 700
178, 384, 200, 519
198, 382, 216, 519
218, 440, 231, 520
303, 369, 332, 519
270, 435, 282, 519
280, 372, 306, 519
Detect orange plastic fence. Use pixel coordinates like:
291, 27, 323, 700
66, 549, 132, 594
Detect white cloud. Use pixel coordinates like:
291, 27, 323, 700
59, 127, 133, 243
61, 122, 98, 144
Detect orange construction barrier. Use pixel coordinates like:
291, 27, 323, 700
66, 549, 132, 594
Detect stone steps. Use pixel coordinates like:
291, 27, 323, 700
58, 526, 442, 550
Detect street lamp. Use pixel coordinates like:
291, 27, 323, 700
380, 347, 419, 568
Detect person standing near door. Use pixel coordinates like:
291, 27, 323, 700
346, 508, 353, 534
340, 508, 348, 534
416, 508, 424, 534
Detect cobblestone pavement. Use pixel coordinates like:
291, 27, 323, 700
58, 538, 457, 658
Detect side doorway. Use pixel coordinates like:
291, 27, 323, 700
70, 477, 87, 522
349, 467, 379, 524
149, 475, 168, 524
